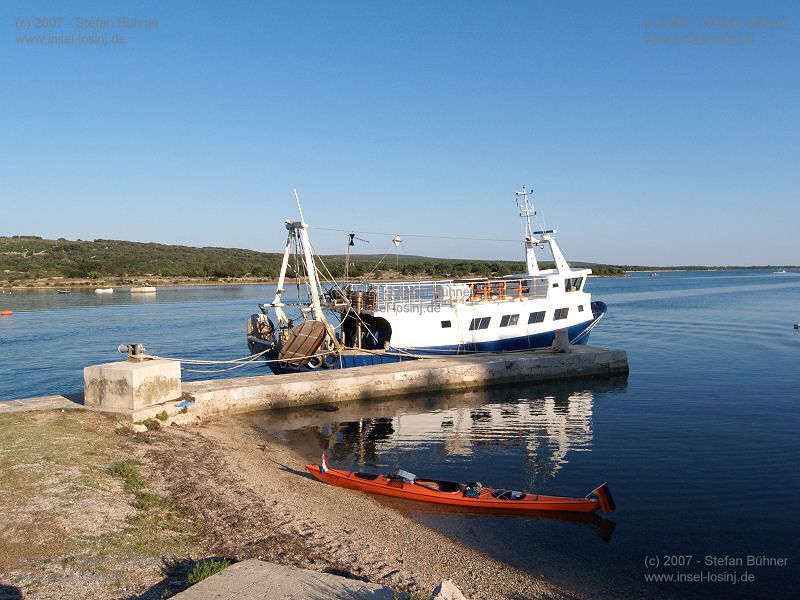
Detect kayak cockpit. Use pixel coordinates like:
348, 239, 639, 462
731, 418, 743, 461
415, 480, 462, 493
491, 489, 527, 500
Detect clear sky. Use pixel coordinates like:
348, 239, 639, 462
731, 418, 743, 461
3, 1, 798, 266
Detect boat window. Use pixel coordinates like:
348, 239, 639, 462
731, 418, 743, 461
528, 311, 546, 324
578, 305, 584, 312
500, 314, 519, 327
468, 317, 491, 330
441, 320, 452, 328
564, 277, 584, 292
552, 282, 559, 288
554, 307, 569, 320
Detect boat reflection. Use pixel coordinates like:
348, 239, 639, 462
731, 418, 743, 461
248, 377, 627, 490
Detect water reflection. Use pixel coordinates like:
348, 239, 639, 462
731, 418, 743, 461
247, 378, 626, 491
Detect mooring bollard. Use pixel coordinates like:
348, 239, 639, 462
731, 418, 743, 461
552, 328, 571, 352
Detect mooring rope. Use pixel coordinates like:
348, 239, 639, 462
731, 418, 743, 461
143, 348, 332, 373
140, 312, 601, 374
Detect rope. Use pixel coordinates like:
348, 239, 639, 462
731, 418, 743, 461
143, 348, 332, 372
315, 226, 519, 243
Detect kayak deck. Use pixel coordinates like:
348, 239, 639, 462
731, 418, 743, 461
306, 465, 604, 513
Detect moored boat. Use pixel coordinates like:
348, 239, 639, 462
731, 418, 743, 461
94, 287, 114, 294
306, 461, 615, 514
247, 188, 609, 373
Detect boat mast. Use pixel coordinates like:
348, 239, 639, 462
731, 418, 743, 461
516, 186, 540, 276
293, 188, 326, 322
269, 190, 329, 327
270, 226, 295, 327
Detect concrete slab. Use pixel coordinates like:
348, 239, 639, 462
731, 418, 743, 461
0, 395, 82, 414
172, 560, 402, 599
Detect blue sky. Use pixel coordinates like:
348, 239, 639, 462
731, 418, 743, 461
2, 1, 798, 265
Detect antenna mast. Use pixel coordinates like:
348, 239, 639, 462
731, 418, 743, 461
515, 186, 541, 276
515, 186, 536, 241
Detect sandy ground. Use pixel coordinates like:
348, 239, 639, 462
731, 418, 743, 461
0, 410, 576, 599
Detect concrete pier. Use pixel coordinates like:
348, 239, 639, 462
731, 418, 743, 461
141, 345, 627, 421
4, 346, 628, 421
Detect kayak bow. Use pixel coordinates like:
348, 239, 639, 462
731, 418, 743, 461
305, 463, 614, 514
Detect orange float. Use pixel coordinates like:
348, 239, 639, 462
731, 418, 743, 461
306, 463, 614, 514
0, 310, 13, 316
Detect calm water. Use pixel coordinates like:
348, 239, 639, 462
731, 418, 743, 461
0, 284, 282, 400
2, 272, 799, 597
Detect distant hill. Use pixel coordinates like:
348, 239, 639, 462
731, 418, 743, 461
0, 235, 625, 282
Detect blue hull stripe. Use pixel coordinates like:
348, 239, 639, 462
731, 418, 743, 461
268, 317, 598, 374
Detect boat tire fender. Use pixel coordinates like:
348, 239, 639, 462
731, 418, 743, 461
322, 352, 337, 368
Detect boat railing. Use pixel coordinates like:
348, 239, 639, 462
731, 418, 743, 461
332, 277, 549, 312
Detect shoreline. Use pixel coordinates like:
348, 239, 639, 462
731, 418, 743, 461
3, 266, 793, 290
1, 272, 633, 291
0, 409, 577, 599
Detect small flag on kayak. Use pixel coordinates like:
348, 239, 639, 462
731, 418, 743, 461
591, 482, 616, 513
321, 452, 329, 474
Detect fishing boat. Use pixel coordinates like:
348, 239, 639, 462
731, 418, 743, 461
773, 268, 787, 274
247, 188, 608, 373
306, 460, 615, 514
94, 287, 114, 294
57, 289, 71, 294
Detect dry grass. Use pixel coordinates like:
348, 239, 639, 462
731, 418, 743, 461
0, 410, 202, 599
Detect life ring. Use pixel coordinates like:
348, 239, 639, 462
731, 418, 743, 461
322, 353, 337, 368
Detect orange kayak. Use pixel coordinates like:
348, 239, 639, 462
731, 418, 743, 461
306, 464, 615, 514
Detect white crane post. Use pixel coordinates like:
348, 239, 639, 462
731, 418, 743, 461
293, 189, 326, 322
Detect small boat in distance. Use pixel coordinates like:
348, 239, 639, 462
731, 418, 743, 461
130, 286, 157, 294
773, 268, 787, 274
57, 289, 71, 294
306, 458, 615, 514
94, 288, 114, 294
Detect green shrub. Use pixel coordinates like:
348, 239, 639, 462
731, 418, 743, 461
187, 559, 232, 586
108, 460, 145, 492
155, 410, 169, 421
140, 418, 161, 431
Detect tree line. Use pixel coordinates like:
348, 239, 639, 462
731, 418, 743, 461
0, 235, 625, 281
